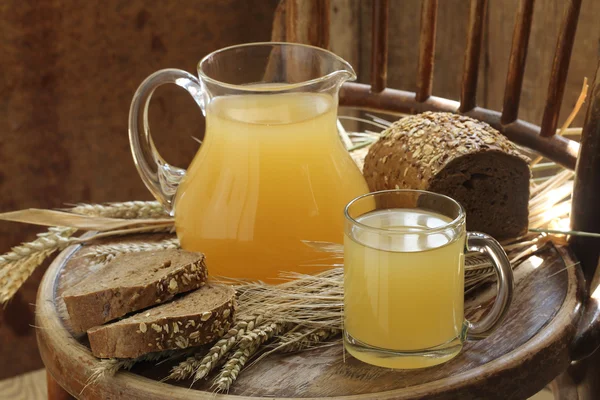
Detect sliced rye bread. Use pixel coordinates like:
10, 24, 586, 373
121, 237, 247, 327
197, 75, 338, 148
363, 112, 531, 239
87, 284, 236, 358
63, 249, 208, 333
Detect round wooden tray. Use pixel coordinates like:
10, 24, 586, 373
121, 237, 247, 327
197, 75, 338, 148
36, 234, 583, 400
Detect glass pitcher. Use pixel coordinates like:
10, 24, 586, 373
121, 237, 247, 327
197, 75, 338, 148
129, 43, 370, 282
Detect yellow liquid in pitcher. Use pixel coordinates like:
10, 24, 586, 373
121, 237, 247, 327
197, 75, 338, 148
174, 92, 369, 282
344, 209, 466, 369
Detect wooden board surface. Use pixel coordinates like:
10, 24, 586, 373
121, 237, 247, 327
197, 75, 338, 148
36, 234, 583, 399
0, 369, 556, 400
0, 369, 47, 400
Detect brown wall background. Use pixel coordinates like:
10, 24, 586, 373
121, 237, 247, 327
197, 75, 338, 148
0, 0, 598, 380
0, 0, 279, 379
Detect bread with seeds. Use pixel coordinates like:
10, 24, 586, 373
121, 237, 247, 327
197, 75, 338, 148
63, 249, 208, 333
363, 112, 530, 239
87, 283, 236, 358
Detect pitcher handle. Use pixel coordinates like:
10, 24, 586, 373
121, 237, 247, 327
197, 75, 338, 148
128, 69, 205, 215
466, 232, 515, 339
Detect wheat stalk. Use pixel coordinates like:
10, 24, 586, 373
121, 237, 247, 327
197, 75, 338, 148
0, 227, 76, 267
212, 322, 288, 393
86, 349, 182, 391
86, 238, 180, 263
0, 227, 77, 304
166, 353, 205, 382
276, 326, 340, 353
69, 201, 168, 219
166, 313, 267, 381
0, 249, 54, 303
0, 219, 175, 303
191, 314, 266, 381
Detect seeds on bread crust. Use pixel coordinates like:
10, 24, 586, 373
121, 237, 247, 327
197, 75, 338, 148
63, 250, 208, 333
87, 284, 236, 358
363, 111, 530, 239
201, 311, 212, 321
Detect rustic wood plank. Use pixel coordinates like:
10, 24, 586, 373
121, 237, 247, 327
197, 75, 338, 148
359, 0, 480, 104
500, 0, 535, 125
271, 0, 287, 41
0, 369, 47, 400
370, 0, 389, 92
354, 0, 599, 130
459, 0, 488, 113
359, 0, 414, 94
540, 0, 583, 137
285, 0, 331, 48
36, 234, 582, 399
486, 0, 599, 131
47, 372, 74, 400
329, 0, 361, 70
330, 0, 362, 132
528, 390, 554, 400
416, 0, 438, 102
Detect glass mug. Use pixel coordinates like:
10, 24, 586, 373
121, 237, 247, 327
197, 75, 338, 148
129, 43, 370, 283
343, 190, 514, 369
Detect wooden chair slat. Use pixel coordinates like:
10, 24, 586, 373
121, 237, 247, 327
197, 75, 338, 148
340, 82, 578, 169
370, 0, 389, 93
416, 0, 438, 102
500, 0, 535, 125
570, 60, 600, 285
459, 0, 487, 113
540, 0, 582, 137
284, 0, 330, 48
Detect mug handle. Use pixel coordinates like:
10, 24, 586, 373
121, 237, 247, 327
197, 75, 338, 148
466, 232, 515, 339
128, 69, 206, 215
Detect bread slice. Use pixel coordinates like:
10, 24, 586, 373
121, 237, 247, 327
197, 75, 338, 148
63, 250, 208, 333
363, 112, 530, 239
87, 284, 236, 358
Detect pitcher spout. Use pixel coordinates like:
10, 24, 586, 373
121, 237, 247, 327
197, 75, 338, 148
329, 58, 357, 87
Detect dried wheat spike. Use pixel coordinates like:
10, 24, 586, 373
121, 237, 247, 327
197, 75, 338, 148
0, 227, 76, 267
212, 322, 288, 393
69, 201, 168, 219
166, 313, 266, 381
87, 349, 179, 387
87, 238, 180, 263
166, 353, 204, 381
185, 314, 266, 382
0, 227, 77, 303
277, 327, 340, 353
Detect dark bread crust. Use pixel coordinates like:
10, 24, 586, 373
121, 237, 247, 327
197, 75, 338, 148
363, 112, 530, 239
63, 250, 208, 333
87, 284, 236, 359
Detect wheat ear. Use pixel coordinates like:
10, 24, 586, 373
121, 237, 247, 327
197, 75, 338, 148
0, 227, 76, 267
277, 327, 340, 353
0, 227, 77, 303
69, 201, 168, 219
182, 314, 265, 381
86, 349, 180, 390
86, 238, 180, 263
166, 314, 266, 381
212, 322, 288, 393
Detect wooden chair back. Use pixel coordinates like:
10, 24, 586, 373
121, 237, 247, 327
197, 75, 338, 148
273, 0, 600, 288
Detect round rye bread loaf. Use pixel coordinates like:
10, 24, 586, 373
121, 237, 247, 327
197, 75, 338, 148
363, 112, 531, 240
